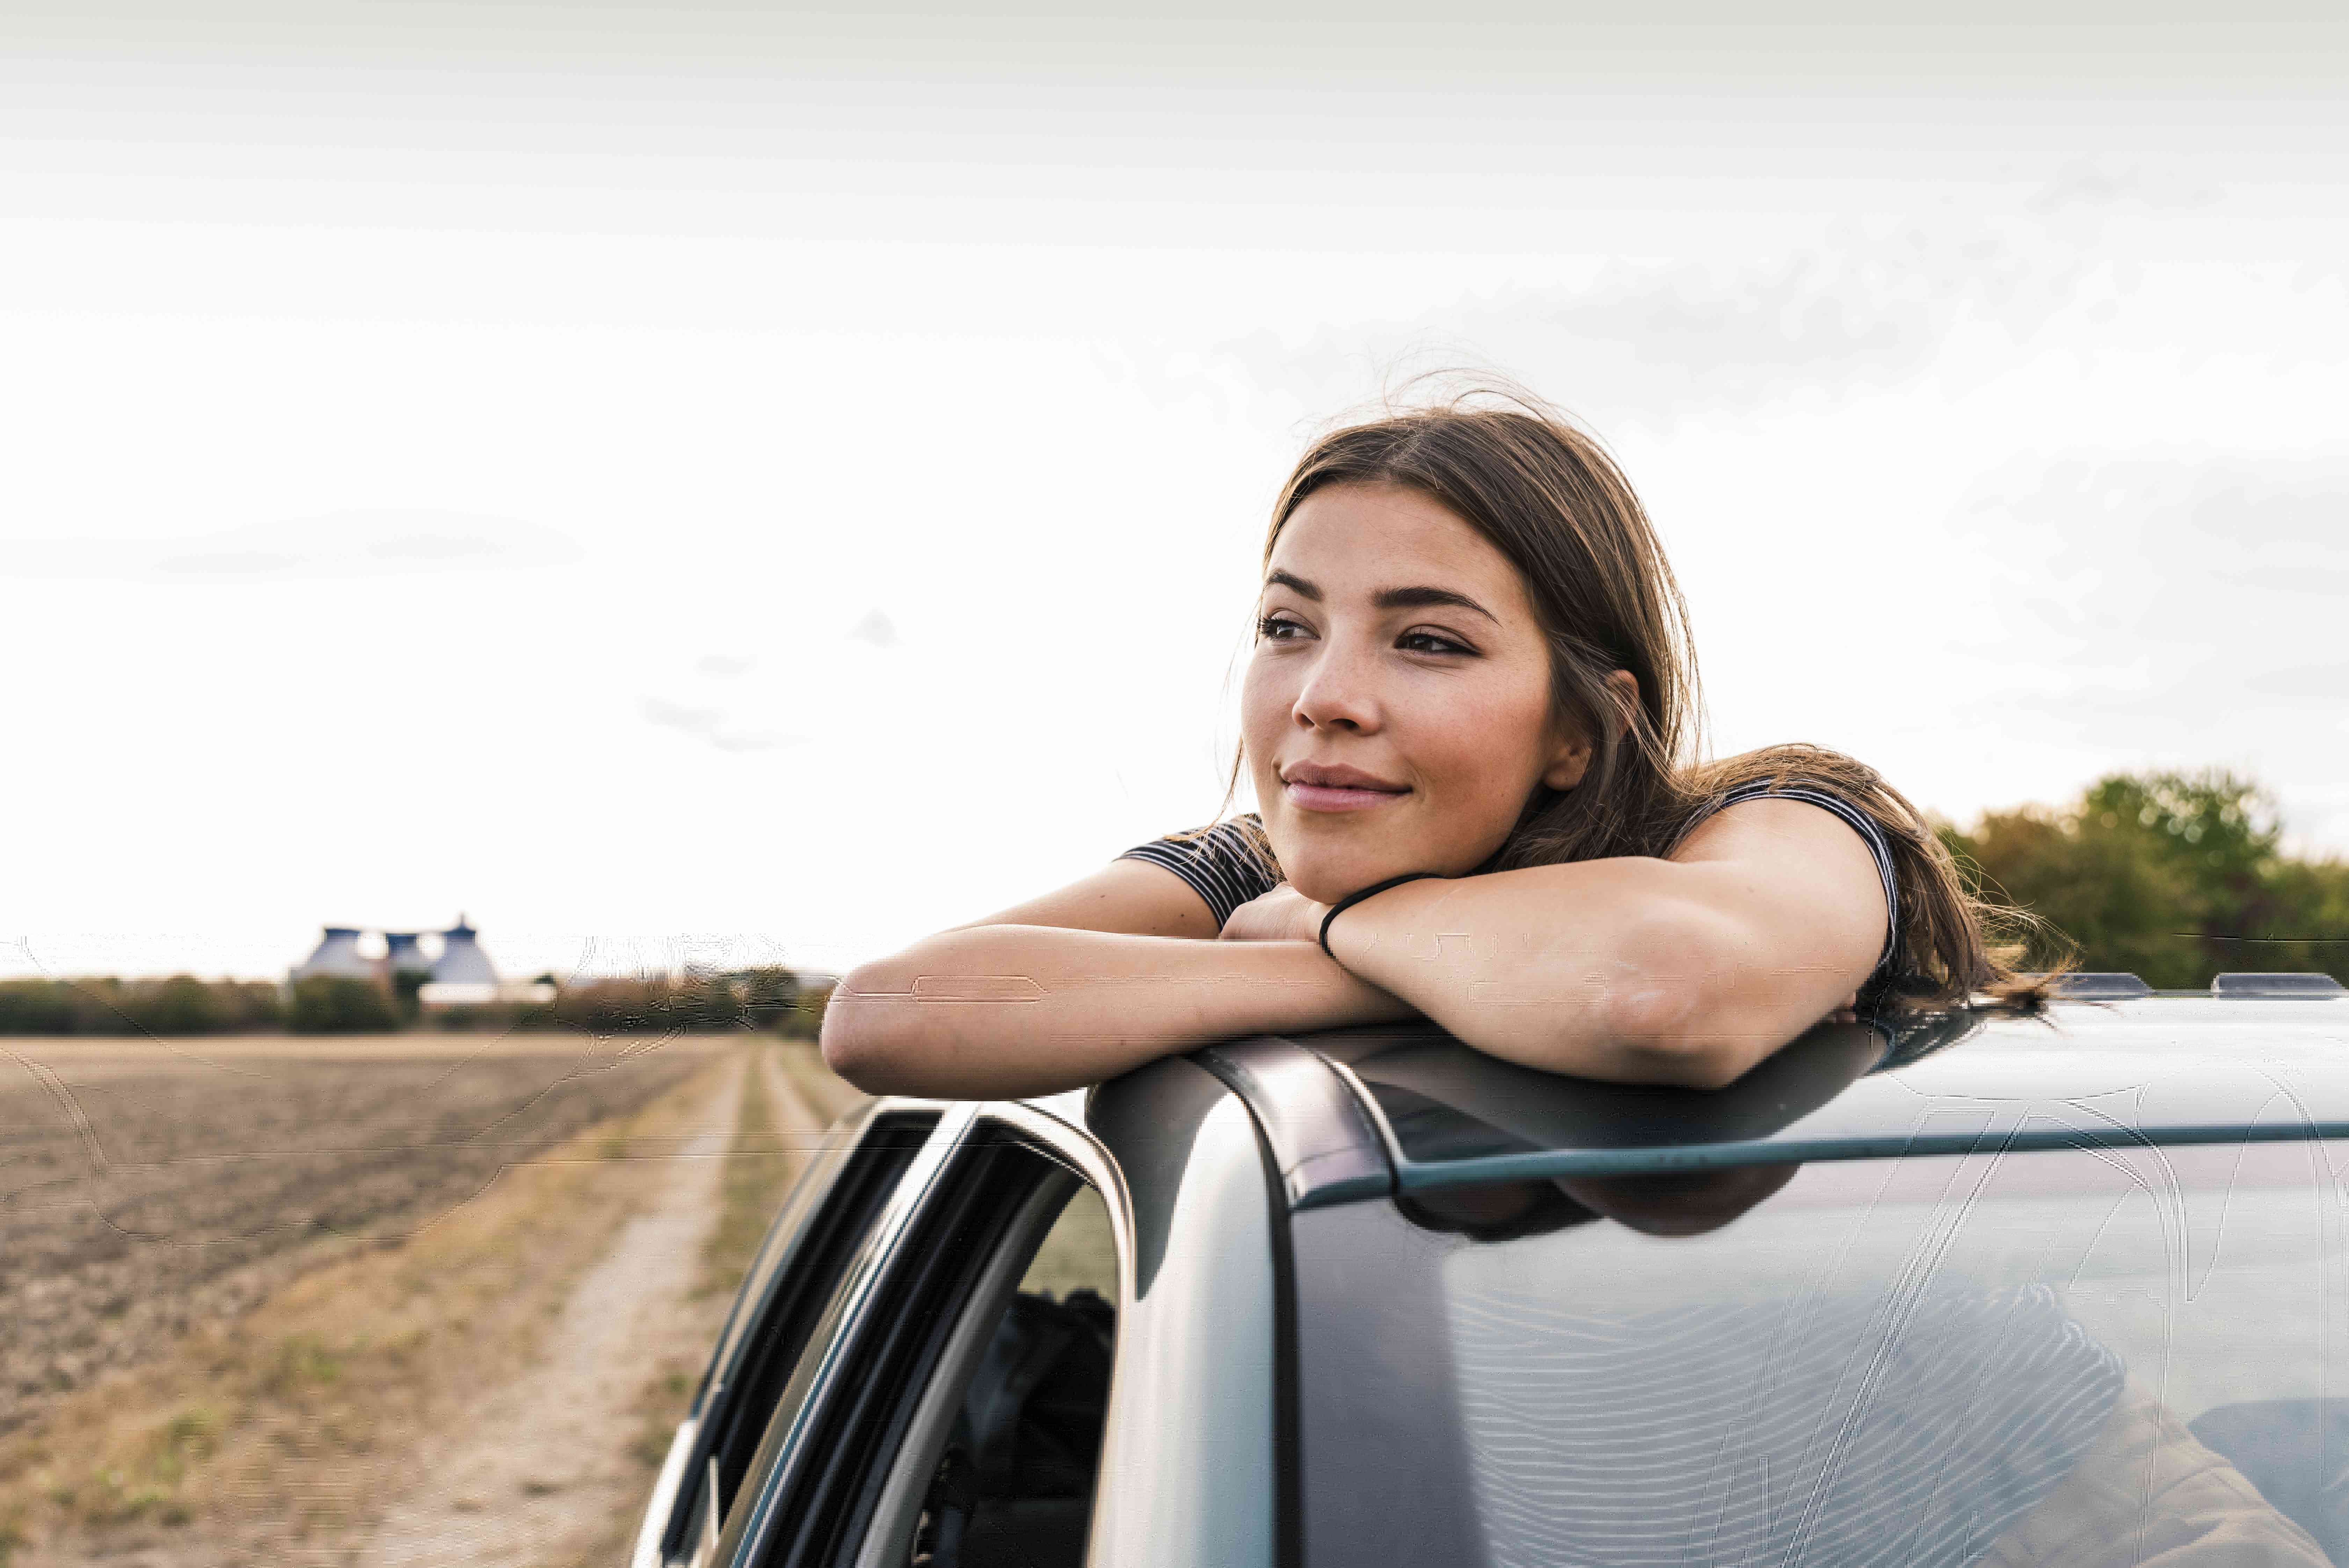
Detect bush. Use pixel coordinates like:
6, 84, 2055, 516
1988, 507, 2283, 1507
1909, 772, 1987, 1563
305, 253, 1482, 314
554, 974, 738, 1035
288, 976, 399, 1035
783, 982, 832, 1041
0, 980, 81, 1035
0, 962, 830, 1039
1944, 769, 2349, 988
0, 976, 284, 1035
120, 975, 224, 1035
527, 967, 812, 1036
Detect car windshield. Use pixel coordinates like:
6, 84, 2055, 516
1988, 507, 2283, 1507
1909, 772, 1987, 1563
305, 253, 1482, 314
1410, 1138, 2349, 1568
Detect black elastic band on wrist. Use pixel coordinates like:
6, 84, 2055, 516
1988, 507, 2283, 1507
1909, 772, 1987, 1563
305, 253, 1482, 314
1318, 871, 1440, 959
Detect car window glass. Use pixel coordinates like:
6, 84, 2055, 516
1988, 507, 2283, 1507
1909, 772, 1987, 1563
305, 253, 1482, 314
1014, 1182, 1115, 1302
1409, 1141, 2349, 1567
898, 1177, 1118, 1568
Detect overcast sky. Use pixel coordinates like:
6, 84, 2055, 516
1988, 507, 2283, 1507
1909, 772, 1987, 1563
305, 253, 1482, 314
3, 2, 2344, 982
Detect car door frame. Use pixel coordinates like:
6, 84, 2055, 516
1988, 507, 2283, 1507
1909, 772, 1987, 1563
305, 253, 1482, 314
632, 1095, 954, 1568
644, 1058, 1293, 1568
720, 1096, 1147, 1568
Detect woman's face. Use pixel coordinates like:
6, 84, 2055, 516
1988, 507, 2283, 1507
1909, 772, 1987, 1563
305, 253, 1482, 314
1242, 480, 1590, 903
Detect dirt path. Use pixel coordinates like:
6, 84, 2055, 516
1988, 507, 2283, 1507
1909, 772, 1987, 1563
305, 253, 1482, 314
0, 1040, 856, 1568
351, 1054, 752, 1568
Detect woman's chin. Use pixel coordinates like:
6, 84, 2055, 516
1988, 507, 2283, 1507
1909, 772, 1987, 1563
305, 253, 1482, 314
1267, 812, 1480, 902
1279, 854, 1418, 905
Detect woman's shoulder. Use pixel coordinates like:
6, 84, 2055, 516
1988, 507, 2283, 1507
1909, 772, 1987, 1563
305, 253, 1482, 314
1115, 814, 1281, 929
1679, 745, 1916, 983
1679, 744, 1933, 859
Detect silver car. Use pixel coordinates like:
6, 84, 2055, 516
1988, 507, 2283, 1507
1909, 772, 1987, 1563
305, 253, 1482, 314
634, 971, 2349, 1568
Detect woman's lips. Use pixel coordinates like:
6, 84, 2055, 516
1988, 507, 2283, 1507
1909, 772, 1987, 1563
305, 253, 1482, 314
1283, 779, 1411, 813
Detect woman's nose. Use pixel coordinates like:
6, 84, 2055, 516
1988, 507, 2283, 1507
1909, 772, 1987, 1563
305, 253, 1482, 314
1292, 643, 1381, 733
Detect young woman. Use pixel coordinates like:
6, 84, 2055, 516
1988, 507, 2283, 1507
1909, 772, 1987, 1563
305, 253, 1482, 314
822, 388, 2038, 1101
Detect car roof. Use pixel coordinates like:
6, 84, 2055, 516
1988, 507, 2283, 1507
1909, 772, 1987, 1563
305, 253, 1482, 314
1119, 995, 2349, 1210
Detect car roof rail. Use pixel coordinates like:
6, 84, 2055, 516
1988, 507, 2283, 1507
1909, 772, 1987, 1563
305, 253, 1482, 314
2050, 972, 2152, 1000
2211, 972, 2347, 999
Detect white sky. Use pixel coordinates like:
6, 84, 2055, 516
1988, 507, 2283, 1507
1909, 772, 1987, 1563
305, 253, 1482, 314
3, 3, 2345, 981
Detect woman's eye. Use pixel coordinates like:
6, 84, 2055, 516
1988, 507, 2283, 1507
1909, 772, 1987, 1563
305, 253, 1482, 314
1398, 629, 1474, 656
1257, 614, 1309, 641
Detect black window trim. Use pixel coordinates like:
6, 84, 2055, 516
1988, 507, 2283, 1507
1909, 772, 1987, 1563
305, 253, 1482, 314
635, 1098, 948, 1568
724, 1099, 1138, 1568
713, 1103, 980, 1566
845, 1169, 1082, 1568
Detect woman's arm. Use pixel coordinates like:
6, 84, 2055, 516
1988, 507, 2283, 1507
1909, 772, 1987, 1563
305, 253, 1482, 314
822, 859, 1412, 1098
827, 795, 1883, 1099
1315, 797, 1888, 1090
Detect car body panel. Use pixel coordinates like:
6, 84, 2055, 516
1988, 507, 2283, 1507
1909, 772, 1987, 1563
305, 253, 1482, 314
1191, 1038, 1390, 1210
1083, 1055, 1281, 1568
1286, 1198, 1483, 1567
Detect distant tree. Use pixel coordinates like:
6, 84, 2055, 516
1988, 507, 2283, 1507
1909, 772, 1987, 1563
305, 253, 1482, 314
690, 972, 749, 1030
785, 982, 834, 1041
736, 966, 802, 1034
390, 968, 430, 1025
1943, 769, 2349, 988
119, 974, 226, 1035
0, 980, 81, 1035
289, 975, 400, 1034
0, 975, 285, 1035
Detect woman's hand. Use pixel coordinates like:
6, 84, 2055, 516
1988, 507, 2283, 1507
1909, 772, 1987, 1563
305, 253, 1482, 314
1219, 883, 1332, 945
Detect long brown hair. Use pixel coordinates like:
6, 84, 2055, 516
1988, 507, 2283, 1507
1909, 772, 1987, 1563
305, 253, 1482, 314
1244, 381, 2048, 1014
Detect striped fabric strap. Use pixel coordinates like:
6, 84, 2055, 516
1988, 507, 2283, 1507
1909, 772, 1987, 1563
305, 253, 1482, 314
1709, 783, 1902, 974
1117, 816, 1280, 930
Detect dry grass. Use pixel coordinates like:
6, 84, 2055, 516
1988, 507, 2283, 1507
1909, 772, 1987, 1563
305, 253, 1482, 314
697, 1048, 790, 1302
770, 1038, 870, 1128
0, 1044, 742, 1567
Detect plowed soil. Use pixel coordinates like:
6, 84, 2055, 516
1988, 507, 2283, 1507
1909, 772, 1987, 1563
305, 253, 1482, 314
0, 1034, 717, 1440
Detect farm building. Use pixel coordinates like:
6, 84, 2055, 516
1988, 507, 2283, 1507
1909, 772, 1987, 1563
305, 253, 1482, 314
290, 916, 523, 1002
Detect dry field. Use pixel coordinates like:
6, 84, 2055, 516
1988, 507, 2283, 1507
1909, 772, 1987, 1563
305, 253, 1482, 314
0, 1032, 866, 1567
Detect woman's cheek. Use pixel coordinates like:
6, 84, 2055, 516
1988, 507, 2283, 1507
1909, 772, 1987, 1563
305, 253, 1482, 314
1426, 692, 1550, 848
1236, 665, 1289, 802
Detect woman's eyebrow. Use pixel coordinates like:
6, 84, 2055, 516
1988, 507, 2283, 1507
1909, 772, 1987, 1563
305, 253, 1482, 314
1376, 585, 1500, 624
1264, 570, 1498, 625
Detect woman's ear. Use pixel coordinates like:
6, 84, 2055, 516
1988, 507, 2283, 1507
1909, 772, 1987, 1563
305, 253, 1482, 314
1602, 668, 1639, 737
1541, 729, 1593, 792
1539, 669, 1638, 791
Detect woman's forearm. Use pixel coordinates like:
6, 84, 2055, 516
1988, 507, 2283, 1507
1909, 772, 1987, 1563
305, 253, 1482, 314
1321, 859, 1819, 1089
822, 924, 1413, 1099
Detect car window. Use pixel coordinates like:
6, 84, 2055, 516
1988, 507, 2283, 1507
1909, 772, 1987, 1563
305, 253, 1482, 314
894, 1181, 1117, 1568
657, 1109, 940, 1567
729, 1125, 1122, 1568
1014, 1181, 1116, 1302
1296, 1138, 2349, 1568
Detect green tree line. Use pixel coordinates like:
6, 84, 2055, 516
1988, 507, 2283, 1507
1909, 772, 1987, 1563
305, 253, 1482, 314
0, 975, 288, 1037
1942, 770, 2349, 988
0, 967, 831, 1038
